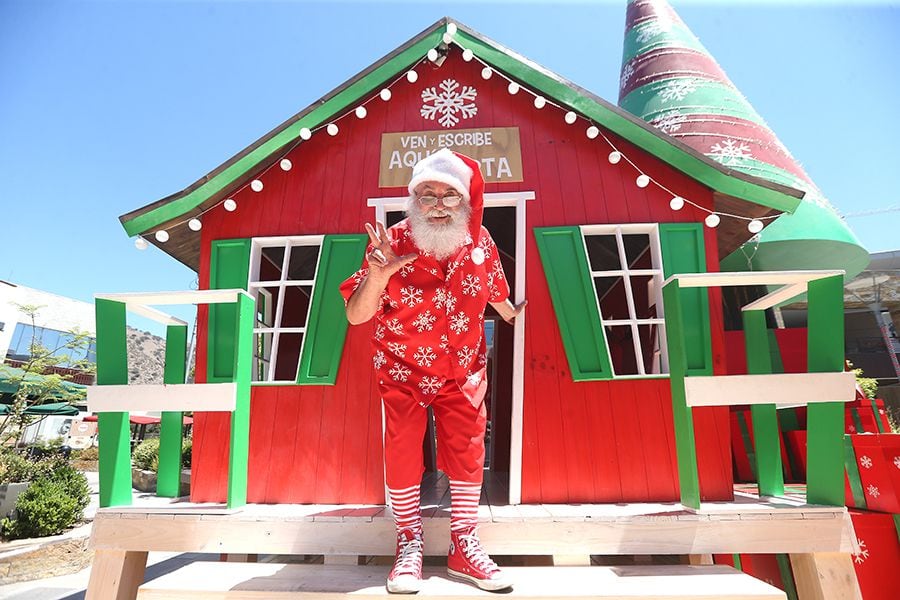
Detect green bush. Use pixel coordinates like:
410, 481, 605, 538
132, 437, 160, 472
1, 461, 90, 540
0, 451, 62, 484
182, 438, 192, 469
71, 446, 99, 462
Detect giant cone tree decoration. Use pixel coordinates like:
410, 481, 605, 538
618, 0, 868, 277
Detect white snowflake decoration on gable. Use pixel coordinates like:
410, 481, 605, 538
421, 79, 478, 128
853, 539, 869, 564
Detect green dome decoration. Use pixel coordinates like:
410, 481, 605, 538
618, 0, 868, 278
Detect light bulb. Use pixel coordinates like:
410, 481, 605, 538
705, 213, 721, 228
670, 196, 685, 211
442, 32, 453, 45
748, 219, 764, 234
280, 159, 292, 171
564, 111, 577, 124
327, 123, 339, 136
380, 88, 392, 101
586, 126, 599, 139
427, 48, 439, 62
481, 67, 493, 79
447, 23, 457, 35
300, 127, 312, 140
135, 237, 148, 250
462, 48, 474, 62
507, 82, 520, 95
533, 96, 546, 109
188, 218, 202, 231
155, 230, 169, 243
406, 70, 418, 83
224, 199, 237, 212
608, 151, 622, 164
636, 174, 650, 188
251, 179, 264, 192
355, 106, 367, 119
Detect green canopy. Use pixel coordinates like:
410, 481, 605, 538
0, 402, 81, 416
0, 366, 87, 398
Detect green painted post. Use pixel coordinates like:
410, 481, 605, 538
95, 299, 132, 508
806, 275, 846, 506
157, 324, 188, 498
870, 398, 886, 433
227, 293, 254, 509
843, 434, 867, 509
743, 310, 784, 497
662, 279, 701, 509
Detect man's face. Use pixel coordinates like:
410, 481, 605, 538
412, 181, 465, 226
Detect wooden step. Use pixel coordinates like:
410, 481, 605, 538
137, 562, 787, 599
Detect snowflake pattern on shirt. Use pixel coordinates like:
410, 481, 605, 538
449, 311, 470, 335
412, 310, 437, 332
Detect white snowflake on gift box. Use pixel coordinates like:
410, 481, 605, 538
651, 109, 688, 134
709, 139, 753, 166
389, 362, 411, 382
420, 79, 478, 128
450, 311, 470, 335
385, 318, 404, 336
374, 324, 385, 341
461, 274, 482, 296
848, 424, 857, 433
413, 310, 436, 332
860, 455, 874, 469
894, 456, 900, 470
853, 539, 869, 564
373, 350, 387, 370
419, 375, 442, 395
457, 346, 475, 367
401, 286, 423, 307
866, 484, 880, 498
658, 78, 697, 103
387, 342, 407, 358
414, 346, 437, 367
399, 264, 415, 278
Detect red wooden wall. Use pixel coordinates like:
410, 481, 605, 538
190, 47, 733, 504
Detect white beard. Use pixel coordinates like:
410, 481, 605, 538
406, 198, 472, 260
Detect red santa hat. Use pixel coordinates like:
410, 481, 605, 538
407, 148, 484, 243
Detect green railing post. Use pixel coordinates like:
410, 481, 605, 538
95, 298, 132, 508
157, 324, 188, 498
743, 309, 784, 497
662, 279, 701, 509
227, 292, 254, 509
806, 274, 846, 506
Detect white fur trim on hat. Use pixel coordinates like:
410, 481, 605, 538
407, 148, 473, 201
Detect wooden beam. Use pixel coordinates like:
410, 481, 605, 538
789, 552, 861, 600
663, 270, 844, 289
85, 549, 148, 600
742, 282, 809, 312
87, 383, 236, 413
96, 289, 252, 306
683, 372, 855, 407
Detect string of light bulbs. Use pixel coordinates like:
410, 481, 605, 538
138, 21, 773, 249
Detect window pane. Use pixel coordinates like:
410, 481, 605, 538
638, 324, 663, 375
281, 286, 313, 328
605, 324, 639, 375
594, 276, 629, 321
629, 275, 659, 320
260, 247, 285, 280
253, 332, 273, 381
254, 287, 280, 328
623, 234, 651, 269
274, 333, 303, 381
287, 245, 320, 281
585, 235, 620, 271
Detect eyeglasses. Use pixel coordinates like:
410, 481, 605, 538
416, 193, 462, 207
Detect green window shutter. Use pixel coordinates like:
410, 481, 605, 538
208, 238, 252, 383
297, 234, 368, 385
534, 226, 613, 381
658, 223, 712, 376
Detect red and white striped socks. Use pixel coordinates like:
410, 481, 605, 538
449, 480, 482, 534
388, 484, 422, 535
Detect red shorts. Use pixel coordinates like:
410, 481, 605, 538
381, 379, 487, 489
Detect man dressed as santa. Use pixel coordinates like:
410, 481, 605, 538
341, 149, 525, 593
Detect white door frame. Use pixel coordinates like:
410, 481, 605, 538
367, 191, 533, 505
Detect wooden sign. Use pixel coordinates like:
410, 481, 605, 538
379, 127, 523, 187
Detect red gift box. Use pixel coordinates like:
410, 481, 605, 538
851, 435, 900, 513
848, 510, 900, 600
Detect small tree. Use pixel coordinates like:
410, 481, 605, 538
0, 303, 96, 446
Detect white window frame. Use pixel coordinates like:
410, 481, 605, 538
580, 223, 669, 378
247, 235, 324, 384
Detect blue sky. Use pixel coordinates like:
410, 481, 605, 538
1, 0, 898, 334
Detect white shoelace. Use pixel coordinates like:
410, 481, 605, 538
394, 537, 423, 575
458, 532, 498, 573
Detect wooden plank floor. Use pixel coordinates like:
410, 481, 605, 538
137, 563, 788, 599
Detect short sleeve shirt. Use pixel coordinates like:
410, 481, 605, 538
339, 219, 510, 407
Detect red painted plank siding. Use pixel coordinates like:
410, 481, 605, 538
190, 48, 733, 504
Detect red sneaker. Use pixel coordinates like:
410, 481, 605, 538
387, 528, 424, 594
447, 527, 512, 591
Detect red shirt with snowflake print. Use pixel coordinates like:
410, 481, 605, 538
339, 219, 510, 408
